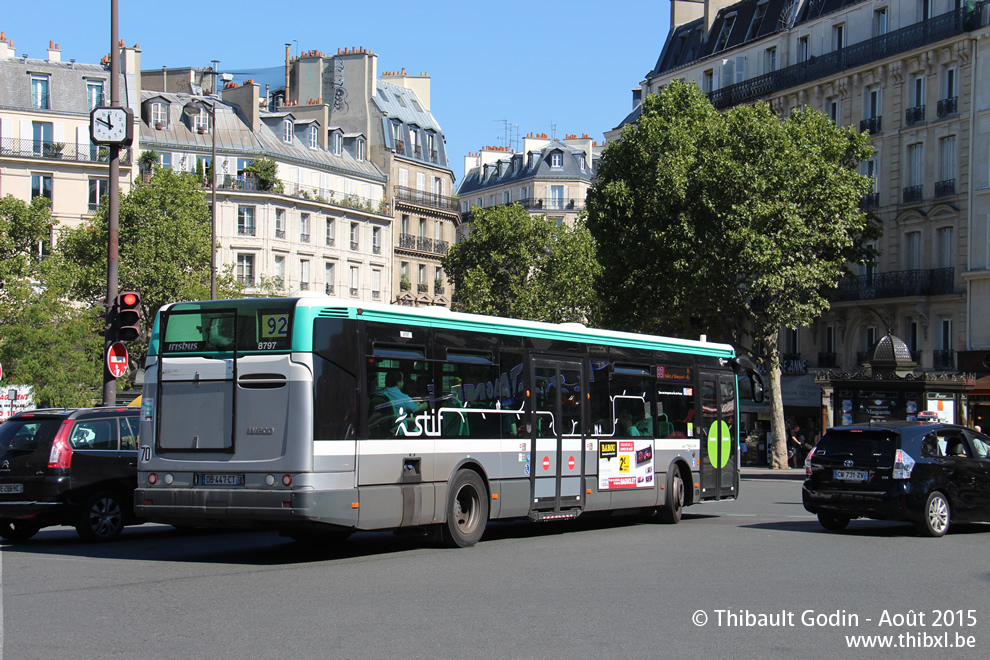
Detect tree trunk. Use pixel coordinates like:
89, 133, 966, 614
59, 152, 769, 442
765, 333, 790, 469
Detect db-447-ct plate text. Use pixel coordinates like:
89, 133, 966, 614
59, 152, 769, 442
200, 474, 244, 486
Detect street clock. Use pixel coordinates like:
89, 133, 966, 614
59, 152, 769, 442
90, 106, 134, 146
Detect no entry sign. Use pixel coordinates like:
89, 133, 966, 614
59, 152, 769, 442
107, 342, 129, 378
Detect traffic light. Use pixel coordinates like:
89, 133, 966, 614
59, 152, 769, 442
116, 291, 142, 342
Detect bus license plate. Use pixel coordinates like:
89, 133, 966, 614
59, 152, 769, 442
201, 474, 243, 486
834, 469, 867, 481
0, 484, 24, 494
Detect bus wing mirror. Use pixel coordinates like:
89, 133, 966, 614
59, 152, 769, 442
731, 356, 765, 403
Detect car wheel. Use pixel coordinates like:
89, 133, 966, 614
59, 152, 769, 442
658, 468, 685, 524
817, 512, 850, 531
917, 491, 950, 538
76, 491, 125, 542
441, 470, 488, 548
0, 520, 42, 542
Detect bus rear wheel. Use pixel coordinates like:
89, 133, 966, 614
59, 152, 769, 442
441, 470, 488, 548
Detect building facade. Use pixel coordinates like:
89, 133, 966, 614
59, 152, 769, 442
279, 49, 459, 306
456, 133, 602, 229
617, 0, 990, 428
137, 79, 391, 301
0, 33, 139, 234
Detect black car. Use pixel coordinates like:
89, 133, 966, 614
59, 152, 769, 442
803, 421, 990, 537
0, 407, 143, 542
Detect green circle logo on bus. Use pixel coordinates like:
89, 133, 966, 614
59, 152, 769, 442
707, 420, 731, 468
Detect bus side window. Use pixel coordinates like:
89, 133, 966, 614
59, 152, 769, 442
440, 360, 501, 439
656, 388, 695, 438
366, 358, 431, 438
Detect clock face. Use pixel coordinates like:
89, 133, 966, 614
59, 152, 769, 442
90, 107, 132, 145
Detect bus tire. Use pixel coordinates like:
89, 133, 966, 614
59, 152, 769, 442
441, 470, 488, 548
658, 468, 684, 524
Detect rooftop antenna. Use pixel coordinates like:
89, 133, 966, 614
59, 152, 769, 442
549, 121, 557, 141
494, 119, 519, 151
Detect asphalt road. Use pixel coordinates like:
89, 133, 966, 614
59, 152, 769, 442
2, 470, 988, 659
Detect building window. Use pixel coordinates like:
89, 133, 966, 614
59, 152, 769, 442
325, 262, 335, 295
551, 152, 563, 168
747, 1, 768, 40
356, 138, 366, 160
866, 86, 881, 119
31, 75, 49, 109
419, 217, 427, 238
937, 227, 953, 269
194, 109, 210, 132
159, 152, 172, 170
906, 142, 924, 194
764, 47, 777, 74
824, 325, 835, 355
325, 217, 335, 246
938, 66, 958, 117
418, 264, 427, 288
714, 13, 736, 51
349, 265, 359, 296
702, 69, 715, 94
905, 231, 922, 270
31, 173, 52, 203
308, 125, 318, 149
826, 97, 839, 124
332, 132, 342, 155
937, 317, 952, 351
236, 254, 255, 286
521, 186, 529, 202
937, 135, 956, 197
236, 158, 252, 177
32, 121, 53, 156
237, 206, 256, 236
275, 208, 286, 239
832, 23, 845, 51
873, 7, 888, 36
408, 128, 419, 156
282, 119, 293, 143
88, 177, 109, 212
300, 213, 310, 243
151, 102, 167, 128
274, 255, 285, 285
401, 214, 410, 235
372, 226, 382, 254
798, 36, 809, 63
371, 269, 381, 300
300, 259, 310, 291
87, 81, 105, 110
549, 185, 564, 210
350, 222, 359, 250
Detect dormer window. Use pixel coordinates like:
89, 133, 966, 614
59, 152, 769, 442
714, 12, 737, 52
308, 125, 318, 149
332, 132, 342, 156
283, 118, 293, 144
394, 94, 407, 108
151, 101, 168, 129
529, 152, 540, 168
193, 109, 210, 132
411, 98, 423, 112
356, 137, 366, 161
551, 152, 563, 168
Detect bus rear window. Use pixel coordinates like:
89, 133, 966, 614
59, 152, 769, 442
161, 305, 293, 354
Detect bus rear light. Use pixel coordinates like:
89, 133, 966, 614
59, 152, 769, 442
265, 474, 276, 486
48, 419, 74, 469
282, 501, 291, 508
281, 474, 292, 486
147, 473, 158, 485
144, 499, 154, 505
164, 474, 174, 485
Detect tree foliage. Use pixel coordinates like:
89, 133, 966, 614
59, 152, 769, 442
0, 196, 102, 405
443, 204, 600, 323
586, 80, 876, 467
58, 168, 241, 373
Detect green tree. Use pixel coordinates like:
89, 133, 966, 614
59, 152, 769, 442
244, 158, 283, 193
443, 204, 600, 323
58, 168, 242, 375
0, 196, 102, 405
586, 80, 875, 468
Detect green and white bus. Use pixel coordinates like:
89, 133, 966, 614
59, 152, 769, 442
135, 295, 763, 547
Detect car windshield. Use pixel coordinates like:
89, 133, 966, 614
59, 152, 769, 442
0, 418, 62, 453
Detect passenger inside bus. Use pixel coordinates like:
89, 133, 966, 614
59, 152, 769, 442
383, 370, 427, 435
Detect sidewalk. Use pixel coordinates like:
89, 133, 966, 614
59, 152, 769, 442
739, 465, 807, 479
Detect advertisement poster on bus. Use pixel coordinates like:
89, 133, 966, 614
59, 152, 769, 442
598, 439, 654, 490
0, 385, 35, 423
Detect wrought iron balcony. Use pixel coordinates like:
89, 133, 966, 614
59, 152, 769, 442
325, 283, 335, 295
372, 244, 382, 255
300, 282, 310, 291
933, 349, 955, 370
905, 105, 925, 126
300, 233, 310, 243
859, 116, 882, 134
0, 137, 131, 164
237, 225, 256, 236
392, 185, 458, 212
417, 283, 429, 293
397, 232, 448, 255
325, 236, 334, 247
817, 352, 839, 368
704, 5, 988, 111
835, 267, 955, 301
861, 192, 879, 209
518, 197, 584, 211
349, 287, 358, 296
937, 96, 958, 118
275, 229, 286, 239
934, 179, 956, 198
350, 240, 359, 251
902, 185, 924, 203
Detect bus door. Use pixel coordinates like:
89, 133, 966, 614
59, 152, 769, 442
698, 371, 738, 500
529, 358, 585, 519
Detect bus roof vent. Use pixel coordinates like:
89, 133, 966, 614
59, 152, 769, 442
317, 307, 352, 319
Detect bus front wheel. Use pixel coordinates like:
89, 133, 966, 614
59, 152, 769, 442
658, 468, 685, 524
441, 470, 488, 548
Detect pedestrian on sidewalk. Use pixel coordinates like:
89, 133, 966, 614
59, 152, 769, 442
788, 424, 806, 468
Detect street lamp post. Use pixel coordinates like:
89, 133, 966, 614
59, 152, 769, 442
182, 99, 217, 300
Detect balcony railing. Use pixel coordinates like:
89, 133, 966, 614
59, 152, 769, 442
217, 176, 389, 215
933, 349, 955, 370
300, 282, 310, 291
372, 244, 382, 255
350, 240, 359, 251
905, 105, 925, 126
417, 283, 429, 293
325, 283, 335, 295
705, 5, 988, 111
517, 197, 584, 211
835, 267, 955, 301
275, 229, 286, 239
237, 225, 256, 236
237, 277, 256, 287
937, 96, 958, 118
326, 236, 335, 247
861, 192, 879, 209
903, 185, 924, 203
859, 116, 882, 134
934, 179, 956, 198
392, 185, 458, 212
0, 137, 131, 164
300, 233, 310, 243
397, 233, 449, 255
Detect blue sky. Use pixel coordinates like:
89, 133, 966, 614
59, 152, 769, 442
3, 1, 670, 180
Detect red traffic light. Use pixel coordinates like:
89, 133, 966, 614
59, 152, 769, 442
115, 291, 142, 342
121, 292, 138, 307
